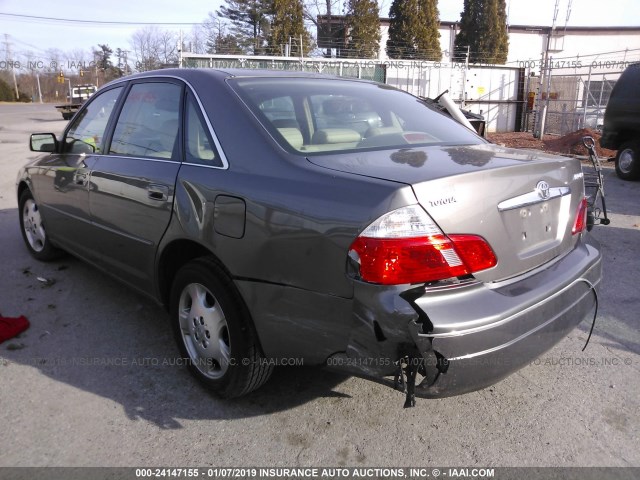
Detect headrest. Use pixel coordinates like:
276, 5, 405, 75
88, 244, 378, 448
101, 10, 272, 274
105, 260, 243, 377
312, 128, 361, 144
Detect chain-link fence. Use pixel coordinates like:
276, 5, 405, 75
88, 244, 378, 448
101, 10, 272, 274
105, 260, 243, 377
524, 69, 623, 136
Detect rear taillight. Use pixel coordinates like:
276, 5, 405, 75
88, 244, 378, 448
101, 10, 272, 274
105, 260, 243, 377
572, 197, 588, 235
348, 206, 497, 285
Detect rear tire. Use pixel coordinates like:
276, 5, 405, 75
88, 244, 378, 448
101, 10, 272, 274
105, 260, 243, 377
19, 189, 64, 261
169, 257, 273, 398
615, 141, 640, 180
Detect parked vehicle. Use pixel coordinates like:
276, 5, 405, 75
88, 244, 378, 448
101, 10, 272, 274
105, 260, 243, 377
55, 84, 97, 120
600, 63, 640, 180
19, 69, 601, 406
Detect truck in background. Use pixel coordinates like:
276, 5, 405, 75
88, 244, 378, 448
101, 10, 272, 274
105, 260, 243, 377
55, 84, 97, 120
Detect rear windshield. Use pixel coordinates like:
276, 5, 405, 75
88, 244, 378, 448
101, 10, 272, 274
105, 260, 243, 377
228, 77, 484, 155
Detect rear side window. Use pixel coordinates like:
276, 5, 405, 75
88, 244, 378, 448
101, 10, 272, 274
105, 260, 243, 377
185, 93, 222, 167
110, 82, 182, 160
65, 86, 122, 154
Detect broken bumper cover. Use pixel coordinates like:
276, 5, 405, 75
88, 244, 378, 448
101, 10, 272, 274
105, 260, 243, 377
333, 234, 602, 398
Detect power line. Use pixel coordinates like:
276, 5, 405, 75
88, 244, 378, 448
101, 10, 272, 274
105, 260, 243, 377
0, 12, 203, 27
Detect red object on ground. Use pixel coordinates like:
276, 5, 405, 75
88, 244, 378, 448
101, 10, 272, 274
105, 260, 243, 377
0, 315, 30, 343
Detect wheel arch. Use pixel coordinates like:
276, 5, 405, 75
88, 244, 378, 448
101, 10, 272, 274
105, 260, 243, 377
17, 180, 31, 204
613, 130, 640, 149
157, 238, 272, 379
156, 239, 234, 309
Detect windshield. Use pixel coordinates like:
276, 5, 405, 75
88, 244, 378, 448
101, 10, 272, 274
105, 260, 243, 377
229, 77, 484, 155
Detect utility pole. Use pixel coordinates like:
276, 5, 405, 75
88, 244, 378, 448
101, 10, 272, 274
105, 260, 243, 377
4, 34, 19, 100
534, 0, 560, 138
36, 74, 43, 103
462, 46, 470, 108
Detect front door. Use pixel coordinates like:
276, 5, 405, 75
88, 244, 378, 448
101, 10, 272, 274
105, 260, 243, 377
32, 85, 123, 263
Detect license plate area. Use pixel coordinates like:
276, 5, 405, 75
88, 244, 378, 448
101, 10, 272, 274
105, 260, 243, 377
503, 200, 563, 258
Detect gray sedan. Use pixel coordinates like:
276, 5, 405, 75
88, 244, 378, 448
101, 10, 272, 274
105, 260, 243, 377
18, 69, 601, 406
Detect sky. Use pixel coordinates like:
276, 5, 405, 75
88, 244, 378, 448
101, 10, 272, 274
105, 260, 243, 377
1, 0, 640, 65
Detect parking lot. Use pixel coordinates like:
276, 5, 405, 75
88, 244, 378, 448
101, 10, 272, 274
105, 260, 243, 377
0, 103, 639, 468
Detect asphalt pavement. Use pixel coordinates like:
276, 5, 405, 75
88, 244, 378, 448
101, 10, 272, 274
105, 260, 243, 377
0, 103, 638, 468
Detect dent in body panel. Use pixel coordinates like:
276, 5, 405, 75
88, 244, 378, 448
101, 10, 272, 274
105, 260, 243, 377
167, 163, 424, 366
173, 162, 418, 299
327, 235, 602, 399
326, 281, 441, 382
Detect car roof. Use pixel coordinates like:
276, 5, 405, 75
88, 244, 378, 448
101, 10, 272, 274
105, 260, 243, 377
103, 68, 373, 90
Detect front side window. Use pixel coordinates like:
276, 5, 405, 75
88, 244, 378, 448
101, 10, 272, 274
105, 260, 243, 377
110, 82, 182, 160
229, 78, 483, 155
65, 86, 123, 154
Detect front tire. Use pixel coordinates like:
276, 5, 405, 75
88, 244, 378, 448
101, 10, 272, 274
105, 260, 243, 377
170, 257, 273, 398
615, 141, 640, 180
19, 189, 63, 261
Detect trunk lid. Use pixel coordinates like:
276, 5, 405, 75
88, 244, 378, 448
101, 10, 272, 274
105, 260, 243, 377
307, 144, 585, 282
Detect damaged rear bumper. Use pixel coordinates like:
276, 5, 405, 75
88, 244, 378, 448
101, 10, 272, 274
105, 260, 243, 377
330, 234, 602, 398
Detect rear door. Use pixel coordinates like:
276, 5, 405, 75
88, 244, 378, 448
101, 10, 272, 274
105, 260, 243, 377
88, 80, 183, 293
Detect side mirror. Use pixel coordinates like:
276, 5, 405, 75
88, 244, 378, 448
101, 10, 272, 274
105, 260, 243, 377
30, 133, 58, 153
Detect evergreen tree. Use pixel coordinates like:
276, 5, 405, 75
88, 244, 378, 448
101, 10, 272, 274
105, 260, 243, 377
204, 18, 244, 54
214, 34, 245, 54
485, 0, 509, 64
93, 44, 113, 70
217, 0, 272, 54
0, 77, 15, 101
344, 0, 380, 58
454, 0, 508, 64
93, 44, 122, 80
386, 0, 441, 60
268, 0, 314, 56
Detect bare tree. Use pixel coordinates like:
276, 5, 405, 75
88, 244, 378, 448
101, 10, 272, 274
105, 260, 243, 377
186, 24, 209, 54
130, 27, 179, 71
45, 48, 64, 74
158, 29, 179, 64
64, 49, 91, 72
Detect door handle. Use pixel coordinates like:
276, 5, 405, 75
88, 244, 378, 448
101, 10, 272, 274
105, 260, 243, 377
147, 184, 169, 201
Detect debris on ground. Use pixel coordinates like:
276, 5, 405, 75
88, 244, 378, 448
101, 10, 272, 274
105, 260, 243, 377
544, 128, 616, 158
36, 276, 56, 287
489, 132, 547, 151
488, 128, 617, 158
0, 314, 30, 344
